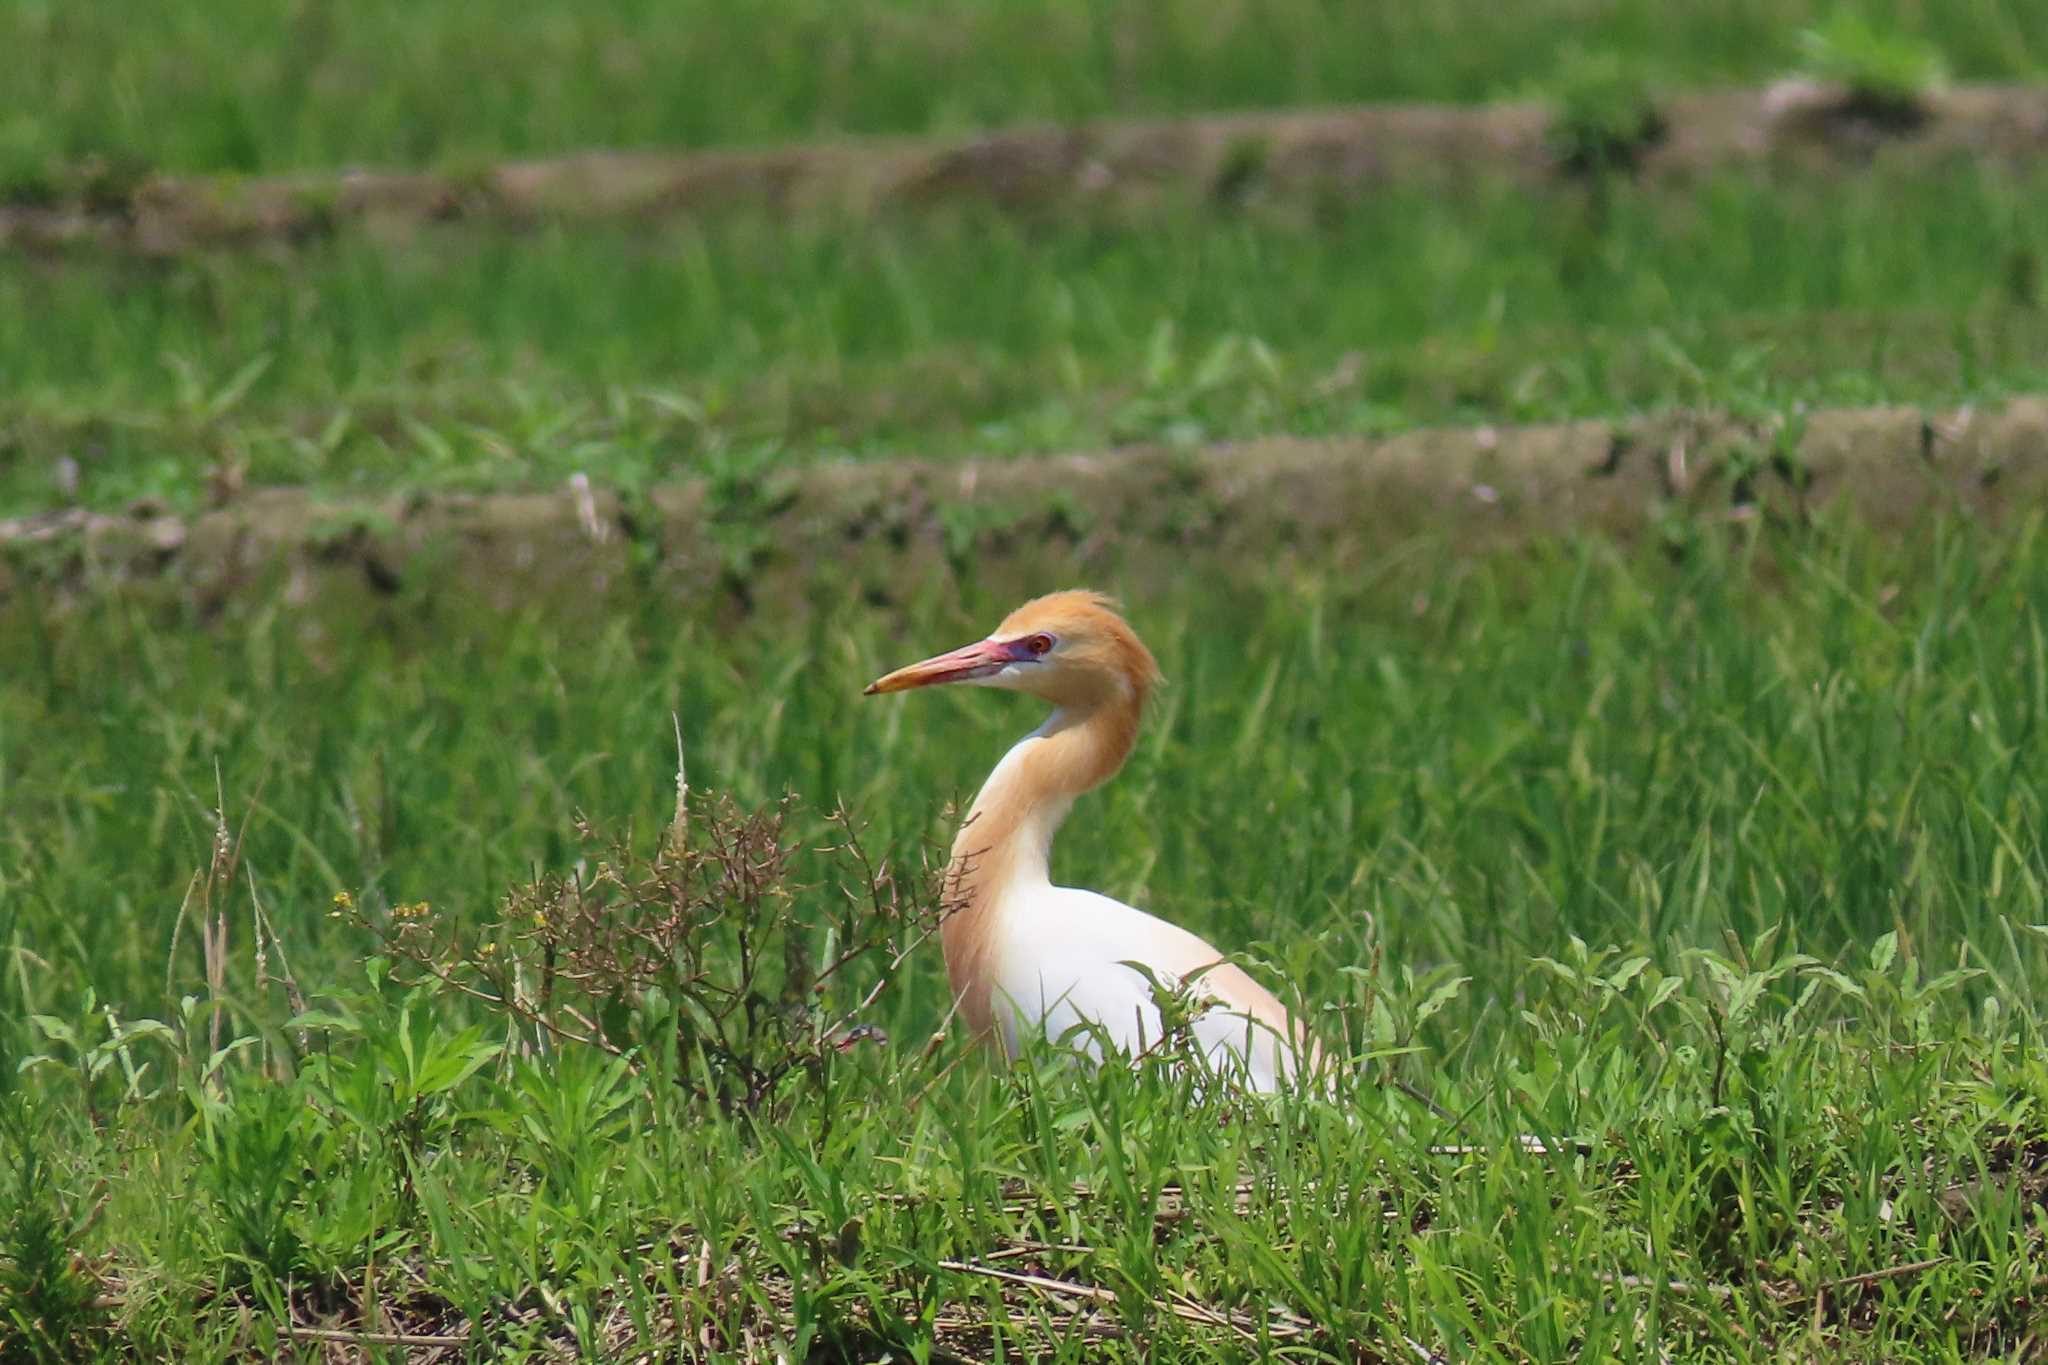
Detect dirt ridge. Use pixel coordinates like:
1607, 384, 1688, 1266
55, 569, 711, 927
8, 82, 2048, 254
4, 398, 2044, 613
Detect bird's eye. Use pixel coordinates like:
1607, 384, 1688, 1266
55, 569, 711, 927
1026, 633, 1055, 656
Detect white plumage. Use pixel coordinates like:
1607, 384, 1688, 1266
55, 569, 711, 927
990, 883, 1297, 1090
866, 591, 1314, 1091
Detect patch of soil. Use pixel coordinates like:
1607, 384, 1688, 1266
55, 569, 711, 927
5, 83, 2046, 254
3, 398, 2043, 618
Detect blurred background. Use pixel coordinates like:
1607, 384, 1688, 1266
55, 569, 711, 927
2, 0, 2046, 513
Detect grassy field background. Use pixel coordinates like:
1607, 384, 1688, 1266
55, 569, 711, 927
4, 0, 2046, 183
9, 164, 2048, 517
9, 0, 2048, 1359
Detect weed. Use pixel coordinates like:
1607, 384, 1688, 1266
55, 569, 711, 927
0, 117, 57, 209
192, 1080, 317, 1284
0, 1101, 101, 1362
701, 449, 801, 605
1546, 48, 1667, 175
364, 791, 943, 1119
1798, 10, 1950, 125
19, 991, 174, 1129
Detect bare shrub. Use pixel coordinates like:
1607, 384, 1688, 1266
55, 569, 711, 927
358, 785, 945, 1118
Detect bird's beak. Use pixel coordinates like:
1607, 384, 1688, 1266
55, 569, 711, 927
864, 638, 1016, 695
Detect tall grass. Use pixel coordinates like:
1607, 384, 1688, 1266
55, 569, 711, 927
3, 0, 2045, 181
4, 520, 2046, 1355
8, 165, 2048, 514
10, 522, 2043, 1047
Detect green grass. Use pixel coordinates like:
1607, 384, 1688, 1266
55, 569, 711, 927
10, 5, 2048, 1356
1799, 8, 1952, 117
4, 519, 2048, 1357
8, 164, 2048, 517
2, 0, 2045, 184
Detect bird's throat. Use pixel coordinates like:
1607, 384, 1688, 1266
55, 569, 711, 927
939, 691, 1143, 1038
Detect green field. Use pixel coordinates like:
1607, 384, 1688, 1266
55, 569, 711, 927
9, 164, 2048, 517
10, 1, 2048, 1359
9, 526, 2048, 1358
4, 0, 2046, 182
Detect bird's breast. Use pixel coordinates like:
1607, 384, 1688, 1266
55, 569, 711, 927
981, 886, 1297, 1090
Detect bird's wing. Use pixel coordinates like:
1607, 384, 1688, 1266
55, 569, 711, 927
991, 886, 1305, 1090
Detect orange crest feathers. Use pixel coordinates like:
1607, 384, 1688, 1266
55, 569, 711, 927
995, 589, 1163, 707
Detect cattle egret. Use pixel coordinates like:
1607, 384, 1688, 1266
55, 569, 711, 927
866, 590, 1315, 1091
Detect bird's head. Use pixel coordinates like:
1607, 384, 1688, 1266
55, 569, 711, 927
864, 590, 1162, 712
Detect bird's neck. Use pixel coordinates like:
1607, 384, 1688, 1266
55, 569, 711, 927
940, 688, 1143, 1036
